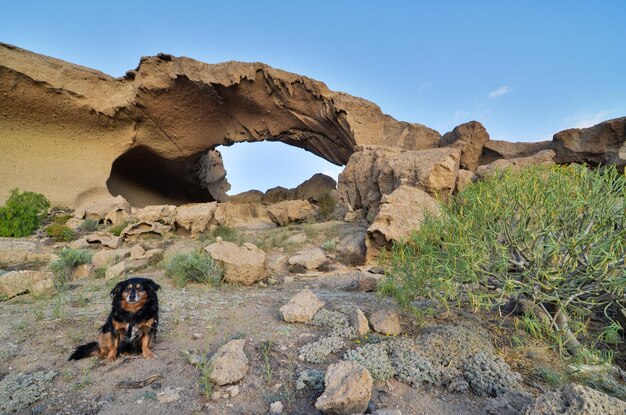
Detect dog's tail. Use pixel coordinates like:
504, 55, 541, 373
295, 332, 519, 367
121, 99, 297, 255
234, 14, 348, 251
68, 342, 98, 361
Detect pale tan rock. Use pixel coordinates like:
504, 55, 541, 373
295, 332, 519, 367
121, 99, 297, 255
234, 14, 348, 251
440, 121, 490, 171
288, 248, 327, 270
75, 195, 130, 223
72, 263, 92, 280
279, 289, 325, 323
132, 204, 177, 225
197, 149, 231, 202
105, 261, 126, 280
338, 146, 460, 217
0, 238, 56, 266
175, 203, 218, 235
85, 232, 121, 249
64, 217, 85, 231
120, 221, 171, 241
365, 185, 440, 261
267, 200, 318, 227
204, 240, 266, 285
213, 203, 274, 229
476, 149, 556, 178
350, 308, 370, 337
266, 252, 288, 274
285, 233, 307, 245
294, 173, 337, 201
455, 169, 476, 193
269, 400, 284, 414
209, 339, 249, 386
0, 271, 54, 299
480, 140, 554, 164
92, 248, 131, 268
369, 309, 402, 336
315, 361, 373, 415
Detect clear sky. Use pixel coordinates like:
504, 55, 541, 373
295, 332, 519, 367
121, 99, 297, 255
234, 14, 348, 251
2, 1, 625, 194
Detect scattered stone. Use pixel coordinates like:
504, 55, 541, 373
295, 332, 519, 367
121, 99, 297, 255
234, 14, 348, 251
91, 248, 131, 268
157, 387, 180, 404
211, 391, 223, 401
209, 339, 249, 386
523, 383, 626, 415
288, 247, 327, 270
0, 370, 57, 413
72, 263, 92, 280
0, 271, 54, 299
105, 261, 126, 280
350, 308, 370, 336
369, 309, 402, 336
279, 289, 325, 323
269, 401, 284, 414
315, 361, 373, 415
191, 333, 202, 340
225, 385, 240, 398
205, 240, 267, 285
353, 273, 383, 292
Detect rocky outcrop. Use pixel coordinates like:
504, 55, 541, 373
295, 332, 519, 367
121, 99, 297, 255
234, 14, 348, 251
294, 173, 337, 201
476, 149, 556, 178
288, 247, 328, 271
339, 146, 460, 216
74, 195, 131, 225
365, 185, 440, 261
315, 361, 373, 415
204, 240, 267, 285
267, 200, 318, 226
523, 383, 626, 415
0, 270, 54, 299
479, 140, 554, 165
230, 173, 336, 204
440, 121, 490, 171
0, 43, 439, 208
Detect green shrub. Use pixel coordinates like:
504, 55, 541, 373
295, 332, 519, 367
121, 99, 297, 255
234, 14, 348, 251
108, 221, 130, 236
0, 189, 50, 237
163, 251, 223, 287
45, 223, 76, 242
79, 219, 99, 233
317, 191, 337, 221
211, 225, 240, 243
383, 165, 626, 357
51, 214, 72, 225
51, 248, 93, 289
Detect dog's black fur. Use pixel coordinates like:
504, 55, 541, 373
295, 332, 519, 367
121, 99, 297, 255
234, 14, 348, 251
68, 277, 160, 363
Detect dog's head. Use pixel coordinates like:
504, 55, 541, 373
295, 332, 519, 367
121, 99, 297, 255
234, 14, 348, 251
111, 277, 160, 311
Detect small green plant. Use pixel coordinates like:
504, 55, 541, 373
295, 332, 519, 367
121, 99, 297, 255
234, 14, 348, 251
212, 225, 240, 243
258, 340, 273, 385
198, 356, 214, 398
0, 189, 50, 237
163, 251, 223, 287
44, 223, 76, 242
79, 219, 99, 233
317, 191, 337, 221
539, 367, 566, 385
51, 248, 93, 289
321, 240, 336, 251
51, 214, 72, 225
94, 267, 106, 279
108, 221, 130, 236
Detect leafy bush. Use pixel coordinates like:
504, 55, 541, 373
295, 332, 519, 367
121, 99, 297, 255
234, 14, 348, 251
0, 189, 50, 237
163, 251, 223, 287
79, 219, 99, 233
383, 165, 626, 357
44, 223, 76, 242
51, 248, 93, 289
317, 191, 337, 221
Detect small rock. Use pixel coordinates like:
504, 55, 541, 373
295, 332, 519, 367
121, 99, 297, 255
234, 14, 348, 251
91, 248, 131, 268
279, 289, 325, 323
130, 244, 146, 259
209, 339, 249, 386
373, 410, 402, 415
288, 247, 327, 270
357, 274, 381, 292
191, 333, 202, 340
285, 233, 307, 245
369, 309, 402, 336
205, 240, 267, 285
105, 261, 126, 280
315, 361, 373, 415
211, 391, 223, 401
270, 401, 283, 414
225, 385, 240, 398
283, 276, 295, 284
350, 308, 370, 337
157, 387, 180, 404
72, 263, 92, 280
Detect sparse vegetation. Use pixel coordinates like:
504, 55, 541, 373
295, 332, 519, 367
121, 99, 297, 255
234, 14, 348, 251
0, 189, 50, 237
79, 219, 98, 233
321, 240, 335, 251
163, 251, 223, 287
317, 191, 337, 220
383, 165, 626, 358
44, 223, 76, 242
50, 248, 93, 289
108, 221, 130, 236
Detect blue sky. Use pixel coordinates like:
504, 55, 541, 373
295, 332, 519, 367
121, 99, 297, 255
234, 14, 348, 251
2, 1, 625, 194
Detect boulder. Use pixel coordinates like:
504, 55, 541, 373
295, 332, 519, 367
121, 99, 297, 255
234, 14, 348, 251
209, 339, 249, 386
64, 217, 85, 231
131, 204, 177, 225
174, 203, 218, 235
294, 173, 337, 201
553, 117, 626, 168
204, 241, 267, 285
455, 169, 476, 193
263, 186, 296, 203
105, 261, 126, 280
523, 383, 626, 415
338, 146, 460, 216
229, 190, 264, 204
84, 232, 121, 249
197, 149, 230, 202
365, 185, 440, 261
265, 252, 288, 274
288, 247, 327, 270
0, 271, 54, 299
213, 203, 275, 229
476, 149, 556, 178
74, 195, 130, 224
279, 289, 325, 323
91, 248, 131, 268
350, 308, 370, 337
440, 121, 490, 171
120, 221, 172, 240
479, 140, 554, 165
369, 309, 402, 336
336, 232, 366, 264
315, 361, 373, 415
267, 200, 318, 226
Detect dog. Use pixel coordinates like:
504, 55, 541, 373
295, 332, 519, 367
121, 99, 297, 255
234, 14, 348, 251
69, 277, 160, 363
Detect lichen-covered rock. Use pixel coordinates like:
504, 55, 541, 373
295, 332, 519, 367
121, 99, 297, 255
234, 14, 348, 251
440, 121, 491, 171
209, 339, 249, 386
205, 240, 266, 285
0, 370, 57, 413
523, 383, 626, 415
482, 390, 534, 415
315, 361, 373, 415
369, 309, 402, 336
288, 247, 327, 271
280, 289, 325, 323
0, 271, 54, 299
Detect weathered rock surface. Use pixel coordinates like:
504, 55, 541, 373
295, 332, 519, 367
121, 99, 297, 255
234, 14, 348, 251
0, 370, 57, 413
440, 121, 490, 171
131, 204, 177, 225
280, 289, 325, 323
213, 202, 275, 229
476, 149, 556, 178
0, 43, 439, 207
315, 361, 373, 415
0, 238, 56, 267
288, 247, 327, 270
369, 309, 402, 336
479, 140, 554, 165
523, 383, 626, 415
338, 146, 460, 216
74, 195, 131, 224
366, 185, 440, 261
336, 232, 366, 264
209, 339, 249, 386
83, 232, 121, 249
91, 248, 131, 268
0, 270, 54, 299
455, 169, 477, 193
294, 173, 337, 201
105, 261, 126, 280
119, 220, 172, 240
267, 200, 318, 226
205, 240, 266, 285
175, 203, 218, 235
350, 308, 370, 337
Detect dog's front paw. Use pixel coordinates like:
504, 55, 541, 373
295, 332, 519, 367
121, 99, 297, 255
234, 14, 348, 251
104, 354, 117, 364
142, 350, 157, 359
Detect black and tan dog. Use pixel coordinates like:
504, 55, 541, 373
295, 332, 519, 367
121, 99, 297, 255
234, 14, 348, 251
69, 277, 160, 363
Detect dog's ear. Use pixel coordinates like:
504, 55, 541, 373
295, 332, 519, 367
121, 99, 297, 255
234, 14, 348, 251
146, 279, 161, 293
110, 281, 125, 298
